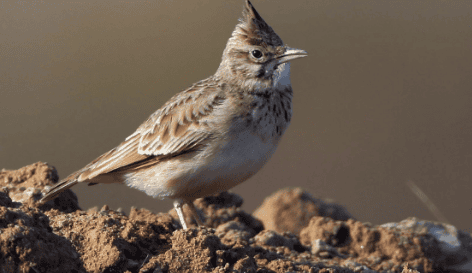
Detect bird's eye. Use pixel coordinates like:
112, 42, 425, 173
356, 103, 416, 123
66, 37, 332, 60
251, 50, 263, 59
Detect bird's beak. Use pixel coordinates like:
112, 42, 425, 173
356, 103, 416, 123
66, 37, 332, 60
277, 47, 308, 64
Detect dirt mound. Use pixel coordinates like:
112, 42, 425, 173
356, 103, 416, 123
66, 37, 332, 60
1, 162, 471, 272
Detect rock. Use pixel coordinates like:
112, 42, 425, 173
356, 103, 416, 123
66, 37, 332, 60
0, 162, 80, 213
253, 187, 353, 235
382, 217, 472, 273
215, 220, 254, 247
168, 191, 264, 234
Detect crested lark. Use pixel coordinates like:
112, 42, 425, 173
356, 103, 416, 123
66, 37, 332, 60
40, 0, 307, 230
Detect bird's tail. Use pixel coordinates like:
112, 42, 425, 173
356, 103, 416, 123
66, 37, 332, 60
39, 179, 79, 204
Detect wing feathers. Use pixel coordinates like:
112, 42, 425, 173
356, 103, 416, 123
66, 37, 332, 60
61, 78, 225, 184
138, 86, 225, 156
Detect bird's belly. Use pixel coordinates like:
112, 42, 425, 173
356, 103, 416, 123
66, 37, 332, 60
172, 129, 280, 199
123, 130, 279, 200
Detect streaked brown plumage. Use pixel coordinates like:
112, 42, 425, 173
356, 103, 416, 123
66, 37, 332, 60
40, 0, 307, 229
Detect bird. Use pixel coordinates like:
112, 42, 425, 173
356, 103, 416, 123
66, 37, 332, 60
40, 0, 307, 230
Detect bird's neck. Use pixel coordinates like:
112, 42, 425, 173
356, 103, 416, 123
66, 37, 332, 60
215, 62, 292, 96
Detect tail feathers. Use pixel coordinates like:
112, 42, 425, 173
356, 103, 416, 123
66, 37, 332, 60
39, 179, 79, 204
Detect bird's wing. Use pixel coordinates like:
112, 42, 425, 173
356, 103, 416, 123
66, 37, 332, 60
73, 80, 226, 182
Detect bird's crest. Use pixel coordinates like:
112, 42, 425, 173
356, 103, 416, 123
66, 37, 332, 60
232, 0, 284, 47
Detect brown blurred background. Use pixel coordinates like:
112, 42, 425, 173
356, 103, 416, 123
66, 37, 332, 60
1, 0, 471, 232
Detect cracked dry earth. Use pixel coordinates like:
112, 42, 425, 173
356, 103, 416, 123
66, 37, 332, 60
0, 162, 471, 273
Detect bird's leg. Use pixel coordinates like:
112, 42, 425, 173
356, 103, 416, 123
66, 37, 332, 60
173, 199, 188, 230
186, 201, 204, 226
